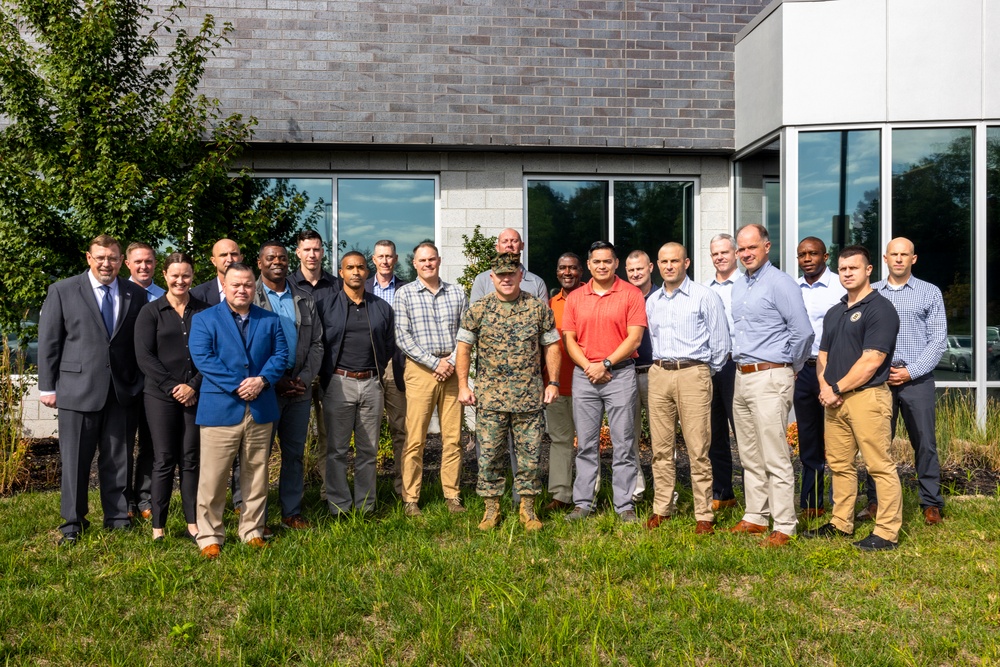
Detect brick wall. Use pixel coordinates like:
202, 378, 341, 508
160, 1, 768, 150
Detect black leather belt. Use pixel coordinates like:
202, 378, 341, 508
653, 359, 706, 371
635, 365, 650, 375
610, 359, 634, 371
805, 358, 818, 367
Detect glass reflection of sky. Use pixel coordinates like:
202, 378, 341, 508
337, 178, 436, 258
797, 130, 880, 242
892, 128, 968, 173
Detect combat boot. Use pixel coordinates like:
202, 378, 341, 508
479, 497, 501, 531
519, 496, 542, 532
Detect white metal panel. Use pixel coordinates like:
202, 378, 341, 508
735, 4, 785, 151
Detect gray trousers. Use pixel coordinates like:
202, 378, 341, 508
571, 365, 638, 514
324, 374, 384, 514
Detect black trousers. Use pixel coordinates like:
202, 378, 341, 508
146, 394, 200, 528
865, 372, 944, 509
793, 363, 827, 510
708, 358, 736, 500
126, 395, 154, 512
58, 387, 133, 535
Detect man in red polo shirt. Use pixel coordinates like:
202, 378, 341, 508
562, 241, 647, 522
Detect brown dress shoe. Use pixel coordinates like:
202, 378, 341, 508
730, 520, 767, 534
246, 537, 268, 549
856, 503, 877, 522
712, 498, 738, 511
140, 509, 153, 520
762, 531, 791, 548
281, 515, 311, 530
645, 513, 670, 530
924, 506, 943, 525
200, 544, 221, 560
544, 499, 573, 512
695, 521, 715, 535
262, 526, 275, 540
800, 508, 826, 518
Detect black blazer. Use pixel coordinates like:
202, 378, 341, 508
37, 272, 146, 411
364, 274, 410, 392
189, 278, 222, 305
319, 290, 395, 389
134, 295, 210, 401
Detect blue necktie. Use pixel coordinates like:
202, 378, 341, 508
100, 285, 115, 337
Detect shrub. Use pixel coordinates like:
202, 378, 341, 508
0, 339, 30, 493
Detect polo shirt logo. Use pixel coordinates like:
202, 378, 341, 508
850, 311, 862, 322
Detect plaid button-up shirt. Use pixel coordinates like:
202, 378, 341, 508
394, 278, 468, 370
873, 275, 947, 380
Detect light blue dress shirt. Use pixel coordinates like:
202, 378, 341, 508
646, 277, 731, 373
731, 261, 814, 371
797, 267, 846, 357
872, 275, 947, 380
264, 285, 298, 370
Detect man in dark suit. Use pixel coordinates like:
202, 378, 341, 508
37, 234, 147, 545
365, 239, 409, 495
189, 263, 288, 559
254, 241, 324, 529
321, 251, 396, 515
190, 238, 242, 306
189, 237, 244, 510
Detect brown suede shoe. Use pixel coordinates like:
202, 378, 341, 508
544, 499, 573, 512
856, 503, 877, 522
645, 513, 670, 530
712, 498, 738, 511
924, 506, 943, 525
246, 537, 268, 549
200, 544, 221, 560
761, 531, 791, 547
281, 515, 311, 530
729, 520, 767, 534
695, 520, 715, 535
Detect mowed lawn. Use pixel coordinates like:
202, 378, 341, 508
1, 482, 999, 666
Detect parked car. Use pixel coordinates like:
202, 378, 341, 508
987, 327, 1000, 379
937, 335, 972, 373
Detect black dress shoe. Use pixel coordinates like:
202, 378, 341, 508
183, 531, 198, 544
802, 523, 851, 539
58, 532, 80, 546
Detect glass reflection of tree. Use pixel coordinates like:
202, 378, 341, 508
527, 182, 607, 290
614, 182, 690, 282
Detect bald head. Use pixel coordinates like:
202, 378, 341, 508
209, 239, 243, 279
884, 237, 917, 284
496, 228, 525, 254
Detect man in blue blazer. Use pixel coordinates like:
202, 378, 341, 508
37, 235, 147, 545
190, 263, 288, 559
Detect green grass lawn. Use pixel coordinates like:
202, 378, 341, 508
2, 483, 999, 666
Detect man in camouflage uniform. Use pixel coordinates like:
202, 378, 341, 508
456, 253, 562, 531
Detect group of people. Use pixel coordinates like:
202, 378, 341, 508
36, 222, 946, 558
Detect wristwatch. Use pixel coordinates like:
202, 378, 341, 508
602, 359, 613, 372
831, 382, 841, 396
548, 381, 560, 388
259, 376, 271, 390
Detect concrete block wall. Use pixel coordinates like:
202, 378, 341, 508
150, 0, 769, 150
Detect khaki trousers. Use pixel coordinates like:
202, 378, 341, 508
544, 394, 576, 503
196, 406, 273, 547
825, 384, 903, 542
383, 363, 409, 495
401, 361, 463, 503
648, 364, 714, 521
733, 366, 797, 535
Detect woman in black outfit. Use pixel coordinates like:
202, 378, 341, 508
134, 253, 209, 542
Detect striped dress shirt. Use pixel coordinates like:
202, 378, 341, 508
646, 277, 731, 374
872, 275, 947, 380
394, 278, 468, 370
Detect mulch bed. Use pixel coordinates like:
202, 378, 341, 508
8, 434, 1000, 498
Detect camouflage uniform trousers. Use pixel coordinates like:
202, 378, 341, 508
476, 408, 545, 498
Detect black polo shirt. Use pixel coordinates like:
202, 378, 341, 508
819, 289, 899, 389
291, 268, 342, 313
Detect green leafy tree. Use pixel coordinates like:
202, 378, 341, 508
0, 0, 311, 335
457, 225, 497, 297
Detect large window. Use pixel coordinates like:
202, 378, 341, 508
987, 128, 1000, 383
251, 176, 436, 279
891, 128, 973, 380
526, 178, 695, 292
797, 129, 881, 275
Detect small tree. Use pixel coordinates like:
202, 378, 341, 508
0, 0, 306, 335
456, 225, 497, 297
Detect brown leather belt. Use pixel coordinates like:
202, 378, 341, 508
737, 362, 792, 374
334, 368, 376, 379
653, 359, 705, 371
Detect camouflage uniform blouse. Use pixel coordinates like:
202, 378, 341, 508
456, 292, 560, 413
